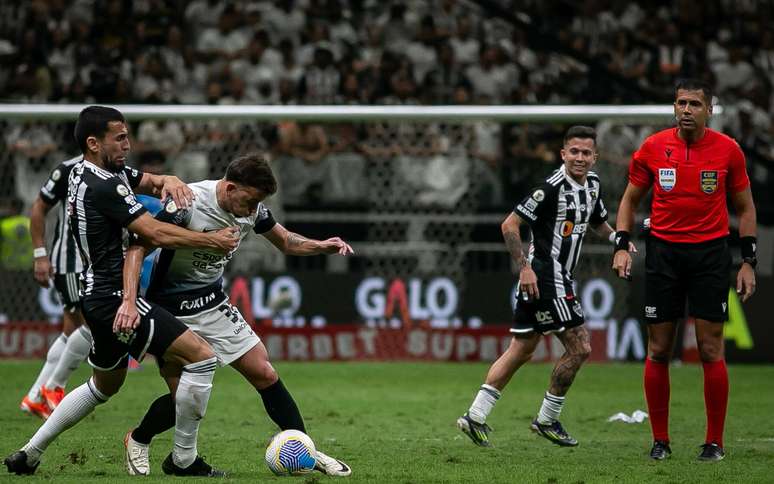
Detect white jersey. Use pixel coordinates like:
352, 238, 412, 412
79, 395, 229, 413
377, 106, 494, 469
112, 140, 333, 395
146, 179, 276, 315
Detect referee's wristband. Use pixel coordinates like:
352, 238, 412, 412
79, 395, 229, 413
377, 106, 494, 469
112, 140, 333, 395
33, 247, 47, 258
614, 231, 630, 252
740, 236, 757, 259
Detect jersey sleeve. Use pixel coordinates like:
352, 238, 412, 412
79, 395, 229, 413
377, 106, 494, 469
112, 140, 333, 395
39, 163, 69, 205
514, 184, 552, 226
123, 166, 144, 189
629, 138, 654, 187
252, 204, 277, 234
92, 178, 147, 227
589, 185, 609, 225
727, 141, 750, 194
154, 197, 193, 227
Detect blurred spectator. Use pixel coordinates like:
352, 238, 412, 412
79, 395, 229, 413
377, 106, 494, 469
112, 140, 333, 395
276, 121, 330, 205
6, 123, 58, 211
298, 47, 340, 104
449, 17, 479, 66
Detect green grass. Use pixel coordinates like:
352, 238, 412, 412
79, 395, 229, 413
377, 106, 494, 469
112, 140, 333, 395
1, 361, 772, 483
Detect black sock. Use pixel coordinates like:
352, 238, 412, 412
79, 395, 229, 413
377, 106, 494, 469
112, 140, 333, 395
258, 379, 306, 433
131, 393, 175, 444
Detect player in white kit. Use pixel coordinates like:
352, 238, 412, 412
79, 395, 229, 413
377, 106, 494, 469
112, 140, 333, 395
115, 153, 354, 476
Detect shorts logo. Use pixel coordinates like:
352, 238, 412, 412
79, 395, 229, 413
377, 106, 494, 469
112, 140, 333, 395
535, 310, 553, 324
572, 300, 583, 317
658, 168, 676, 191
645, 306, 657, 318
700, 170, 718, 194
116, 331, 136, 344
116, 184, 129, 197
532, 189, 545, 202
165, 200, 178, 213
722, 302, 727, 312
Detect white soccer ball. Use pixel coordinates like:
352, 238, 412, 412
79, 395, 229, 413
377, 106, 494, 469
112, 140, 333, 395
264, 429, 317, 476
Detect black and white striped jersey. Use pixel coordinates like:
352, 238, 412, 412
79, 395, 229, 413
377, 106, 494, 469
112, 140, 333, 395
67, 160, 145, 297
39, 155, 84, 275
514, 165, 608, 299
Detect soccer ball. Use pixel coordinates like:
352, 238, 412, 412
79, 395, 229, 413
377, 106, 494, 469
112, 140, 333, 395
264, 429, 317, 476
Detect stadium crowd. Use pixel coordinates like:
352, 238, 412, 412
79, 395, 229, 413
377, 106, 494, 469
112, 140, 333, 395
0, 0, 772, 221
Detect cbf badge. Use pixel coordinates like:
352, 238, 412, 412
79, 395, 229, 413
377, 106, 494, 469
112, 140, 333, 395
658, 168, 676, 191
700, 170, 718, 194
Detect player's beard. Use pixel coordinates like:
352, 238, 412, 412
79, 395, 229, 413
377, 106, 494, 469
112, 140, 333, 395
102, 152, 125, 173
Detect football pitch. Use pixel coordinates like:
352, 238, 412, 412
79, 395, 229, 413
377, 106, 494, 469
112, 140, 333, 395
1, 360, 772, 483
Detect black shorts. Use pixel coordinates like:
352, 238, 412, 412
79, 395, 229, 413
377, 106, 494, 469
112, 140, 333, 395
53, 273, 81, 312
644, 235, 731, 323
81, 294, 188, 371
512, 293, 585, 335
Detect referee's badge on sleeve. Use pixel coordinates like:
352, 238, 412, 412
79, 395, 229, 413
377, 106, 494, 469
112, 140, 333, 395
658, 168, 676, 191
700, 170, 718, 194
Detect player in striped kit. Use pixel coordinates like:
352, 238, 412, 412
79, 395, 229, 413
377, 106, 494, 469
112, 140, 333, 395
21, 155, 93, 419
457, 126, 635, 448
117, 153, 353, 476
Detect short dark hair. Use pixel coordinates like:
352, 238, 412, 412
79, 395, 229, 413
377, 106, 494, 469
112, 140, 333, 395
675, 78, 713, 104
225, 153, 277, 195
73, 106, 125, 154
564, 125, 596, 145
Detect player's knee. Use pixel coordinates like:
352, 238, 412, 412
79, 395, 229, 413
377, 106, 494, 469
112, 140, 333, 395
249, 361, 279, 390
698, 342, 723, 362
575, 341, 592, 361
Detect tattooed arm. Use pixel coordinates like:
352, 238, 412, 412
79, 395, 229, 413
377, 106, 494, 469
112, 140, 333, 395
502, 212, 539, 300
261, 222, 354, 256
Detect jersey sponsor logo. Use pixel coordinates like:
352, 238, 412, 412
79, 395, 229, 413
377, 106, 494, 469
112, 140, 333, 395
561, 221, 588, 237
524, 198, 538, 211
517, 204, 537, 221
128, 203, 143, 214
180, 291, 218, 311
700, 170, 718, 194
645, 306, 657, 318
44, 180, 55, 192
116, 184, 129, 197
52, 169, 61, 181
658, 168, 676, 191
532, 189, 545, 201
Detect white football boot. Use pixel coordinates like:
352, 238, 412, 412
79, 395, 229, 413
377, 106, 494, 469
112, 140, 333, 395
124, 430, 150, 476
314, 450, 352, 477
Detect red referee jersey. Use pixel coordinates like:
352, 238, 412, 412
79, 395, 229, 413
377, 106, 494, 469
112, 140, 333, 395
629, 127, 750, 243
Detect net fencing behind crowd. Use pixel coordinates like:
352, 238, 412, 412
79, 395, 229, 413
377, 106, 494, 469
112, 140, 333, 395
0, 104, 678, 327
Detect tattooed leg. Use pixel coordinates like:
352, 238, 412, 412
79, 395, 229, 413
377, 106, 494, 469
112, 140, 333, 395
549, 326, 592, 396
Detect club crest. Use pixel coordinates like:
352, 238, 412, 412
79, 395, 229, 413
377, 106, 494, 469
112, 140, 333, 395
700, 170, 718, 194
658, 168, 676, 191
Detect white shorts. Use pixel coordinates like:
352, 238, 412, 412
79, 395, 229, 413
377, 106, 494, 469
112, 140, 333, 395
178, 302, 260, 366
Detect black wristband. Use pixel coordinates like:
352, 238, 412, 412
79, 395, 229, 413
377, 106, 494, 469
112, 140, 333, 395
740, 236, 757, 259
614, 231, 630, 252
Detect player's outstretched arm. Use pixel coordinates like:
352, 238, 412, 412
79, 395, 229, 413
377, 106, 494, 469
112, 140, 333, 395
502, 212, 539, 300
127, 212, 239, 252
29, 196, 55, 287
612, 183, 648, 279
261, 223, 354, 256
134, 173, 194, 210
731, 187, 757, 302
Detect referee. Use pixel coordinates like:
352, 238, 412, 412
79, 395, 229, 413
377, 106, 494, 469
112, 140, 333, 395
612, 78, 758, 462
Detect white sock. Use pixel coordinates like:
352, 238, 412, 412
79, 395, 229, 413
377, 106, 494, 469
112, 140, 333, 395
468, 384, 501, 424
537, 392, 565, 425
28, 334, 67, 400
23, 378, 108, 463
172, 357, 217, 468
46, 326, 92, 389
